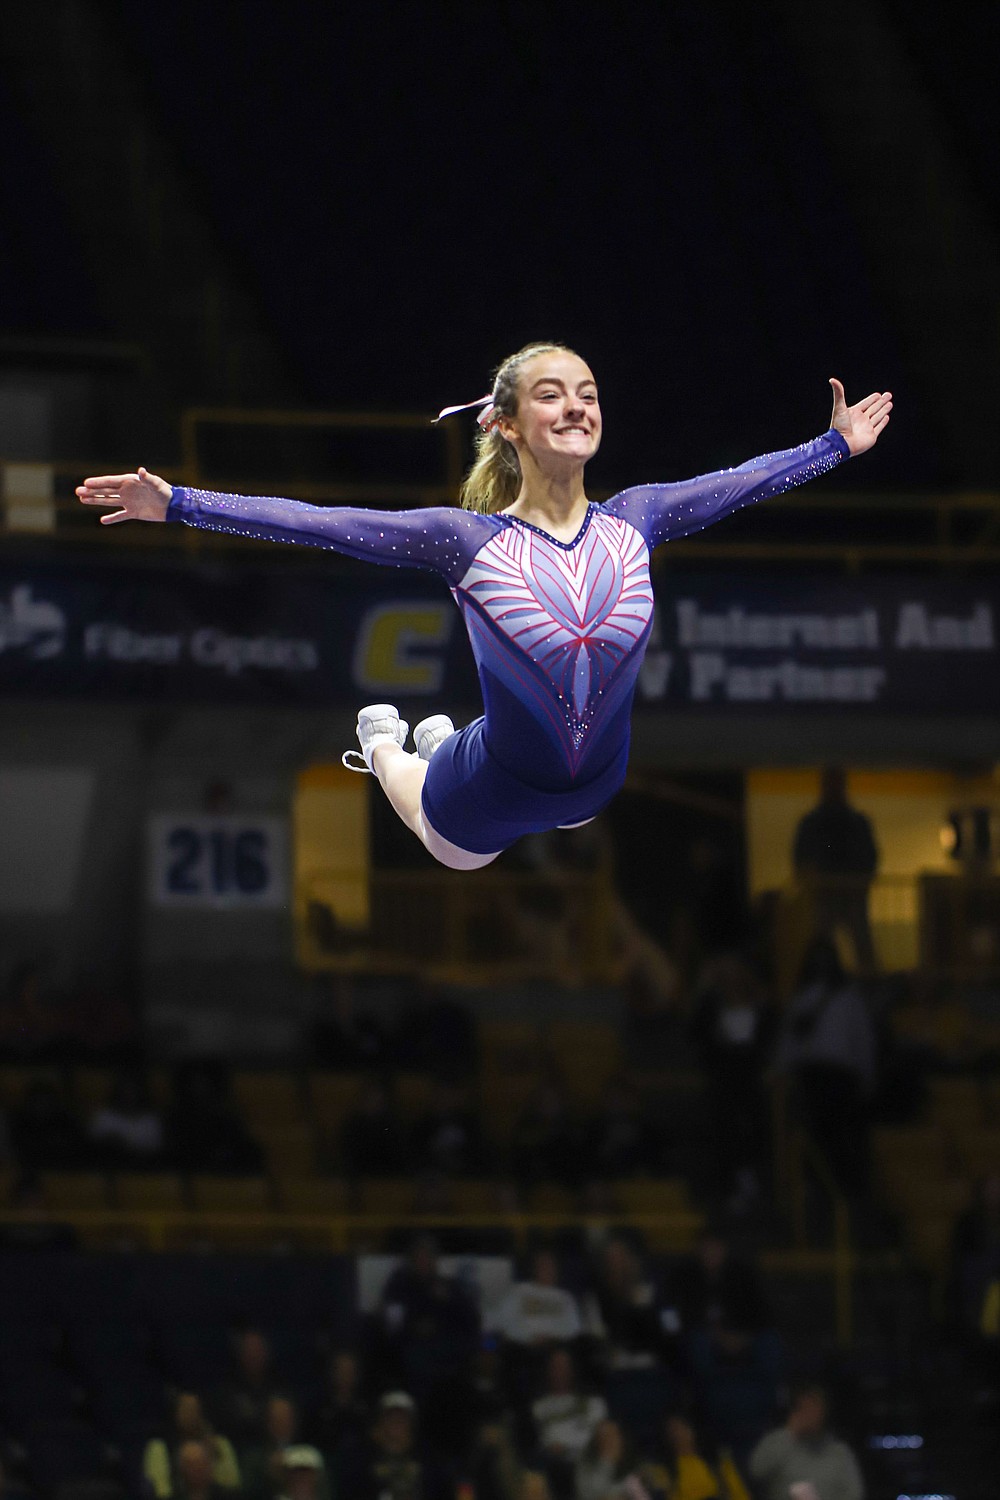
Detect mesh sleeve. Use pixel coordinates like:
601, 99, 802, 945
601, 429, 850, 548
166, 487, 495, 586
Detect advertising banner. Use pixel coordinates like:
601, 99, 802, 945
0, 557, 996, 714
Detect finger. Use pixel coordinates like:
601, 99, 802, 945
78, 494, 123, 505
99, 509, 129, 524
82, 474, 137, 488
857, 392, 883, 412
828, 377, 845, 403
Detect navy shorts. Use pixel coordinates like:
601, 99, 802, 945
420, 717, 628, 856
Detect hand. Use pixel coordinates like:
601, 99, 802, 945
75, 466, 172, 524
828, 378, 892, 456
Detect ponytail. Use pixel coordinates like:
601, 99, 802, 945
458, 341, 575, 514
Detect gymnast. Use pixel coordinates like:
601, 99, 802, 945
77, 342, 891, 870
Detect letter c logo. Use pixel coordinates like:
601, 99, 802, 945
353, 603, 452, 693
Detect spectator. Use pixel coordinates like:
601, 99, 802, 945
173, 1440, 233, 1500
687, 1323, 783, 1469
166, 1063, 262, 1174
467, 1414, 524, 1500
531, 1348, 608, 1493
275, 1447, 327, 1500
673, 1227, 769, 1339
748, 1383, 864, 1500
88, 1070, 164, 1169
948, 1172, 1000, 1392
575, 1418, 640, 1500
311, 977, 387, 1071
498, 1247, 584, 1354
773, 938, 878, 1200
793, 768, 878, 971
411, 1079, 484, 1176
586, 1078, 662, 1180
238, 1392, 300, 1499
315, 1348, 370, 1456
341, 1078, 408, 1176
583, 1237, 670, 1372
214, 1328, 277, 1446
339, 1390, 450, 1500
9, 1076, 89, 1171
377, 1234, 480, 1434
143, 1391, 241, 1497
639, 1410, 748, 1500
511, 1082, 578, 1187
690, 955, 775, 1212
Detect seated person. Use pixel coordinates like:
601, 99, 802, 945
166, 1062, 262, 1174
143, 1390, 241, 1497
583, 1236, 673, 1371
531, 1348, 608, 1477
315, 1348, 370, 1456
275, 1447, 327, 1500
498, 1247, 583, 1388
238, 1392, 301, 1499
88, 1070, 165, 1168
214, 1328, 278, 1446
336, 1391, 451, 1500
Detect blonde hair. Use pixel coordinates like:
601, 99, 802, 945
459, 342, 579, 514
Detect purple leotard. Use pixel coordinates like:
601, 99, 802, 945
167, 429, 850, 851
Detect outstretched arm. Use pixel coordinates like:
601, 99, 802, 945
603, 381, 892, 548
76, 469, 493, 584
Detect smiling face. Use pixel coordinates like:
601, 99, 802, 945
500, 350, 601, 472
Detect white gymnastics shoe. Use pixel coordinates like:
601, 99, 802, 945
412, 713, 456, 762
342, 703, 410, 773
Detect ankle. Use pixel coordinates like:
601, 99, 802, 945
371, 740, 406, 778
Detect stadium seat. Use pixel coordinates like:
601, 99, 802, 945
526, 1181, 575, 1214
231, 1070, 307, 1127
394, 1073, 435, 1120
308, 1072, 365, 1134
927, 1075, 986, 1129
40, 1173, 111, 1211
275, 1177, 349, 1214
114, 1173, 187, 1211
449, 1179, 498, 1214
616, 1178, 691, 1214
72, 1068, 113, 1111
190, 1175, 274, 1212
952, 1128, 1000, 1177
479, 1020, 543, 1074
359, 1178, 417, 1216
257, 1123, 317, 1180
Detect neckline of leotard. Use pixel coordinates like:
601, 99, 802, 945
498, 501, 595, 550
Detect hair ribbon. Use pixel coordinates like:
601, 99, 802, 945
433, 395, 501, 431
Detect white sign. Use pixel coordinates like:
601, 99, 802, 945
148, 814, 289, 909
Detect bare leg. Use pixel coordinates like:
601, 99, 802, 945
371, 742, 499, 870
371, 742, 427, 836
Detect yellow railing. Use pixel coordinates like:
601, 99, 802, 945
0, 1208, 703, 1255
297, 867, 619, 984
4, 401, 1000, 564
